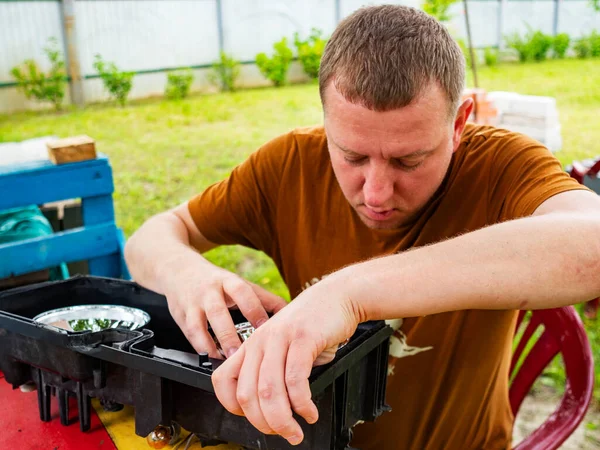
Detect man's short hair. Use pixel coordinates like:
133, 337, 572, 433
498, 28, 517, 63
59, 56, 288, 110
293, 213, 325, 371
319, 5, 465, 116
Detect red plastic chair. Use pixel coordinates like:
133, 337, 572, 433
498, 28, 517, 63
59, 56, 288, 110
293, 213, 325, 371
510, 307, 594, 450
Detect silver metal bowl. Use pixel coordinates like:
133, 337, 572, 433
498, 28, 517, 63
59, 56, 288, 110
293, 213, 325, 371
33, 304, 150, 333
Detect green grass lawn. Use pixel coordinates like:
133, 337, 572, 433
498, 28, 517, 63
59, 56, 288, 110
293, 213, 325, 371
1, 57, 600, 404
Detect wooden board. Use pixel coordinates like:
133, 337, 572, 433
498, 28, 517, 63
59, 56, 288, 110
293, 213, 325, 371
47, 135, 97, 164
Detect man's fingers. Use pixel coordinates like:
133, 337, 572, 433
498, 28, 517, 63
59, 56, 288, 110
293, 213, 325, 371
250, 282, 288, 314
286, 340, 319, 425
175, 307, 221, 358
212, 345, 245, 416
235, 345, 276, 435
259, 337, 304, 445
223, 278, 271, 329
204, 290, 241, 357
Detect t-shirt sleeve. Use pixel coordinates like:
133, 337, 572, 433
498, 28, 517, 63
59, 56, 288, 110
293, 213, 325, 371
485, 131, 590, 222
187, 132, 294, 255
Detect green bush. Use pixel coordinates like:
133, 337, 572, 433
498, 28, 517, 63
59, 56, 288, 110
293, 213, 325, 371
422, 0, 459, 22
505, 32, 530, 62
93, 55, 134, 106
208, 52, 241, 92
483, 47, 498, 67
505, 28, 552, 62
574, 37, 591, 58
530, 30, 553, 61
552, 33, 570, 58
256, 38, 294, 87
293, 28, 327, 79
165, 68, 194, 100
10, 37, 66, 110
590, 31, 600, 57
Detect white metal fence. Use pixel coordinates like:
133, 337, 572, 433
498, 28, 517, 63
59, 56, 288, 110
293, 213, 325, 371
1, 0, 599, 113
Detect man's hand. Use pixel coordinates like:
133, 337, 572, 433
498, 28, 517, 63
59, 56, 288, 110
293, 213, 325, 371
124, 204, 288, 358
211, 276, 362, 445
163, 263, 288, 358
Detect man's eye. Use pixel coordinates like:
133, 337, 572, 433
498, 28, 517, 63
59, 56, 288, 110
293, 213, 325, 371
344, 156, 367, 165
393, 159, 423, 170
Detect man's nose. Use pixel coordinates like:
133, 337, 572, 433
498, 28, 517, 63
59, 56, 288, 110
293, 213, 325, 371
363, 164, 394, 207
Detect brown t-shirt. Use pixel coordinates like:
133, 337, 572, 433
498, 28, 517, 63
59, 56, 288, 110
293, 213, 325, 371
188, 124, 585, 450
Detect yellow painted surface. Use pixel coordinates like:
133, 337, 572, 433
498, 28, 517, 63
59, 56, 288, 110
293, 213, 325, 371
92, 399, 241, 450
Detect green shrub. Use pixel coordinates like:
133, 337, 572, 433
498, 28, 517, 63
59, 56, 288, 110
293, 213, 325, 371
208, 52, 241, 92
293, 28, 327, 79
422, 0, 459, 22
165, 68, 194, 100
93, 55, 134, 106
574, 37, 591, 58
505, 28, 552, 62
256, 38, 294, 87
552, 33, 570, 58
590, 31, 600, 57
505, 32, 531, 62
10, 37, 66, 110
483, 47, 498, 66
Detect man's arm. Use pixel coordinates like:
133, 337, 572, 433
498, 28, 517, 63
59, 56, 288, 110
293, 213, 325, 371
212, 189, 600, 445
125, 203, 219, 294
343, 189, 600, 321
125, 203, 287, 357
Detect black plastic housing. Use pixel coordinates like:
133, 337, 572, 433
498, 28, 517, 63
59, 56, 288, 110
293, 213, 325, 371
0, 276, 391, 450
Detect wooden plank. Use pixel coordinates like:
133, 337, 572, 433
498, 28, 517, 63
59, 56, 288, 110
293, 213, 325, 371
47, 135, 96, 164
0, 224, 119, 278
83, 195, 115, 226
0, 152, 108, 176
0, 156, 114, 211
88, 254, 122, 278
0, 270, 50, 291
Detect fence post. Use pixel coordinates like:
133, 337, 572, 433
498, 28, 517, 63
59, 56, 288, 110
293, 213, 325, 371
216, 0, 225, 54
552, 0, 560, 36
60, 0, 85, 107
498, 0, 507, 50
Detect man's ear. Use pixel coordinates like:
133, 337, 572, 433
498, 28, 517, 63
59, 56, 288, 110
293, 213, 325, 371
452, 98, 474, 152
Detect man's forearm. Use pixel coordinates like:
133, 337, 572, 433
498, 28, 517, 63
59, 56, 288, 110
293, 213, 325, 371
124, 212, 212, 294
337, 212, 600, 322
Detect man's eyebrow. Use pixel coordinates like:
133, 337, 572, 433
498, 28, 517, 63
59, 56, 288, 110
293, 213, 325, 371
333, 139, 433, 159
331, 139, 358, 155
397, 149, 433, 159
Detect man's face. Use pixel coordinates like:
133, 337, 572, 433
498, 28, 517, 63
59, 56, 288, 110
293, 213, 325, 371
323, 82, 471, 230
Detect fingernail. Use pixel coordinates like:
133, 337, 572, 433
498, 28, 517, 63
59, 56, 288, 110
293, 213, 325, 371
256, 318, 267, 328
226, 347, 238, 358
289, 434, 303, 445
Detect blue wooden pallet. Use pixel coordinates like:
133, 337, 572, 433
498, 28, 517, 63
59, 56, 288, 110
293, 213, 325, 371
0, 154, 130, 279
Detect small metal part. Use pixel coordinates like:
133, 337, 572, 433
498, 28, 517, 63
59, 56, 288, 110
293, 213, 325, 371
146, 425, 171, 449
213, 321, 256, 358
146, 423, 182, 449
198, 352, 209, 366
212, 321, 350, 357
201, 362, 212, 370
234, 322, 255, 342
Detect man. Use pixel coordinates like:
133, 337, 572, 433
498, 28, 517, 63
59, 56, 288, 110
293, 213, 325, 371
125, 5, 600, 449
